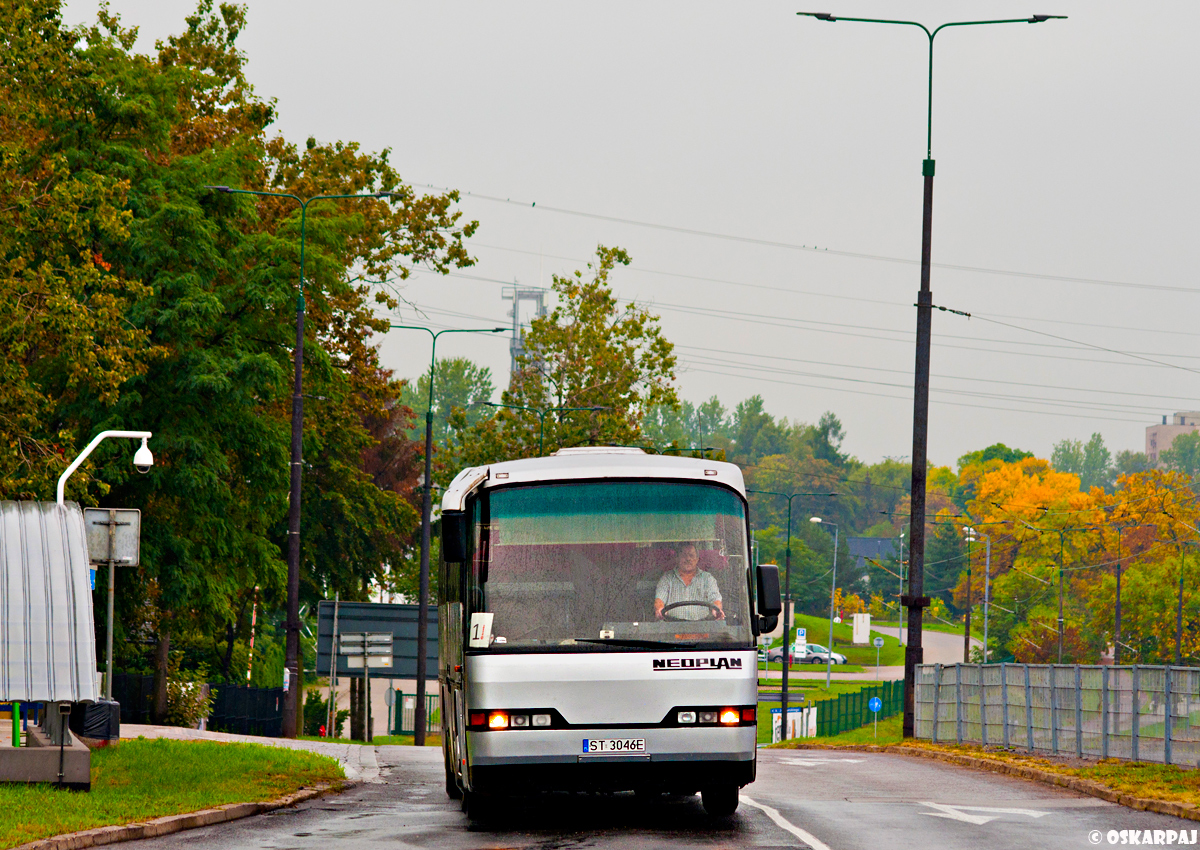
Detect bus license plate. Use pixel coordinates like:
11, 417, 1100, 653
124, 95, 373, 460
583, 738, 646, 754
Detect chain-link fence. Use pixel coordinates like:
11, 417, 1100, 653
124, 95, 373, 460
914, 663, 1200, 764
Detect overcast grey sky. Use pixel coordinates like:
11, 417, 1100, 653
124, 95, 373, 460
64, 1, 1200, 467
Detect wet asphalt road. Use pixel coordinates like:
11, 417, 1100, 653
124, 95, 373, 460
129, 745, 1195, 850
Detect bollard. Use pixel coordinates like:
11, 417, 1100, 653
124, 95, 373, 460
11, 702, 19, 748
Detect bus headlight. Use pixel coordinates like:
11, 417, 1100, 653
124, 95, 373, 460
511, 714, 530, 727
698, 711, 718, 724
488, 712, 509, 729
677, 711, 697, 724
532, 714, 552, 727
719, 708, 740, 725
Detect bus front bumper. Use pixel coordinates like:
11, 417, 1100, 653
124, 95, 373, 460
465, 726, 757, 794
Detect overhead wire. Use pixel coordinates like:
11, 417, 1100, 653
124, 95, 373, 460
416, 184, 1200, 296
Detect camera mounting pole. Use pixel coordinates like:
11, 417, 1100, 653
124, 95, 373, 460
56, 430, 154, 505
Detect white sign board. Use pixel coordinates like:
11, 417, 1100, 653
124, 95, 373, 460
852, 613, 871, 645
84, 508, 141, 566
771, 705, 818, 742
792, 627, 807, 658
340, 632, 393, 668
469, 612, 494, 648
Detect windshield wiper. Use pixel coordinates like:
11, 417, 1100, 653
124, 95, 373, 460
574, 638, 679, 649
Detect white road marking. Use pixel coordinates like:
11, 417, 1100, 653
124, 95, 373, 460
740, 795, 833, 850
919, 802, 1051, 825
779, 756, 866, 766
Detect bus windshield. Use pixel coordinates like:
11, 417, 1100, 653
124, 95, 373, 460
467, 480, 753, 651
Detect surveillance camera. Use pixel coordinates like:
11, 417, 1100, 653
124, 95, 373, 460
133, 439, 154, 474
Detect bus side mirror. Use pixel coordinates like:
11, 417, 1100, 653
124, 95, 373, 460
442, 511, 468, 562
756, 563, 782, 618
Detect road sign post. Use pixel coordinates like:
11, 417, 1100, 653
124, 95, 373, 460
873, 636, 885, 681
339, 632, 393, 742
869, 695, 882, 738
84, 508, 141, 701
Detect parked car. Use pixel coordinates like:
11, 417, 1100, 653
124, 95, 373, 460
764, 646, 797, 664
800, 643, 847, 665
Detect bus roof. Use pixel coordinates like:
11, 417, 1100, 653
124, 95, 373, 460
440, 447, 746, 512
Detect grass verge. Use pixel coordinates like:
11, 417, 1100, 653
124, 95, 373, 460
0, 737, 344, 849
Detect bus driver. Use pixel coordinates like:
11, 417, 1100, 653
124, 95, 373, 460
653, 542, 724, 621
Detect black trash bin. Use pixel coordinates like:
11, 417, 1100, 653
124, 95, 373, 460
69, 698, 121, 742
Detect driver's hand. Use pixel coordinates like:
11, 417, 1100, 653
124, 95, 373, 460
715, 609, 725, 619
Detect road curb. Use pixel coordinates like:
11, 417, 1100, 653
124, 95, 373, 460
12, 780, 358, 850
780, 742, 1200, 822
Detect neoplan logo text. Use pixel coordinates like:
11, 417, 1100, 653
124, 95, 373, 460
652, 657, 743, 671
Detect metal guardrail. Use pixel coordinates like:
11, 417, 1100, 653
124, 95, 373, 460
914, 663, 1200, 764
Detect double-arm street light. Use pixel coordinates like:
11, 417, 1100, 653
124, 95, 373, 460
391, 324, 506, 744
747, 490, 835, 738
797, 11, 1065, 737
810, 516, 839, 689
481, 402, 611, 456
206, 185, 394, 737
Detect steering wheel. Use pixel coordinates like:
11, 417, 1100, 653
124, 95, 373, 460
661, 601, 722, 622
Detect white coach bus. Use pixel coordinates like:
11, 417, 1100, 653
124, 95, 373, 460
437, 447, 781, 820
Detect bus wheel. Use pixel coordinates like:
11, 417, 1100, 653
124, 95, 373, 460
443, 748, 462, 799
463, 790, 496, 824
701, 785, 739, 817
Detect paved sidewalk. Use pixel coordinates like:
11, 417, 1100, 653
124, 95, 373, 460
122, 724, 384, 783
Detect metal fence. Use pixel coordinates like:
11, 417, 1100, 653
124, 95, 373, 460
111, 674, 284, 737
815, 680, 905, 737
208, 685, 285, 737
914, 663, 1200, 765
388, 691, 439, 736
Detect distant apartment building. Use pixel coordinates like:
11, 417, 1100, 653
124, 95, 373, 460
1146, 412, 1200, 463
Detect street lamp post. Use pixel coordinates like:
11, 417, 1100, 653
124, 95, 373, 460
962, 528, 973, 663
748, 490, 834, 739
1108, 522, 1146, 666
206, 185, 393, 737
963, 527, 991, 662
810, 517, 839, 689
391, 325, 506, 745
797, 11, 1065, 738
482, 402, 610, 456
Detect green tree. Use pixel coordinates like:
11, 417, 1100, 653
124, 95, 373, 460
400, 357, 495, 444
1160, 431, 1200, 481
1115, 450, 1152, 477
1051, 432, 1114, 492
957, 443, 1034, 470
450, 246, 676, 464
4, 1, 473, 705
